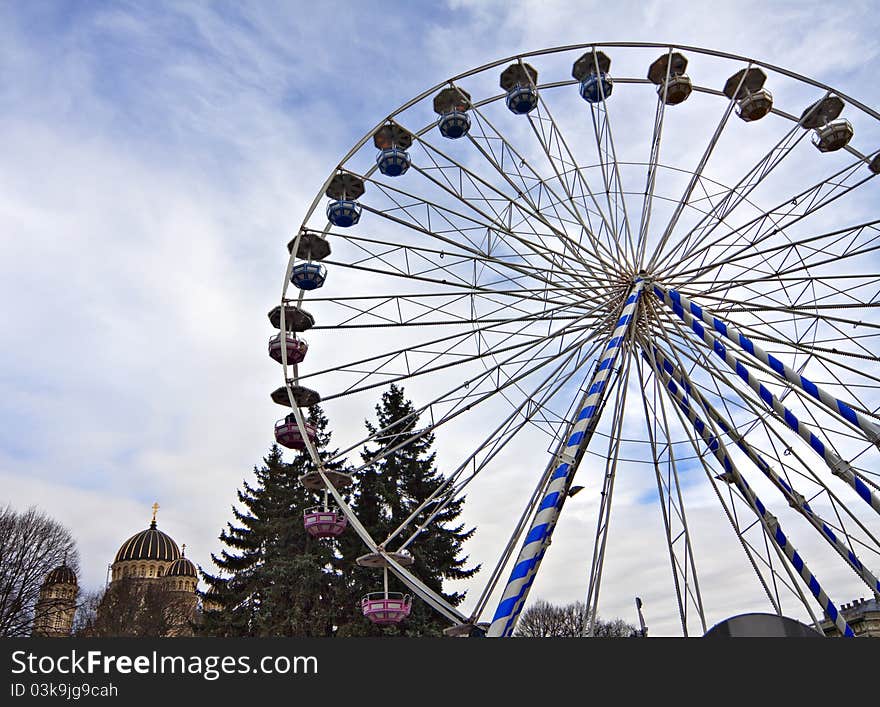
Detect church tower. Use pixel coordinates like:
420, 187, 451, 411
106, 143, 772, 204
31, 561, 77, 637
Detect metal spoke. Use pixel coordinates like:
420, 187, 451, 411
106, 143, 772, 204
584, 345, 634, 634
635, 48, 672, 268
646, 66, 746, 271
669, 161, 877, 283
634, 353, 707, 635
584, 46, 638, 266
524, 74, 631, 272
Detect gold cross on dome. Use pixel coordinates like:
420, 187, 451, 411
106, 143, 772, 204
181, 543, 186, 556
151, 502, 160, 523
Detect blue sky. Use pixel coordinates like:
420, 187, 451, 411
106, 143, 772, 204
2, 0, 880, 635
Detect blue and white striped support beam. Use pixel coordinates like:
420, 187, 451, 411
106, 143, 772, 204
645, 353, 854, 637
654, 284, 880, 447
649, 345, 880, 598
654, 286, 880, 516
487, 280, 645, 637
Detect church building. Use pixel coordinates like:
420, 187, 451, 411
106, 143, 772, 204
31, 503, 199, 637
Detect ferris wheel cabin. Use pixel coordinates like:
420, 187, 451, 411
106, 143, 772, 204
374, 123, 413, 177
801, 95, 854, 152
501, 62, 539, 115
723, 67, 773, 121
274, 415, 318, 450
290, 262, 328, 290
362, 592, 413, 625
357, 551, 415, 624
268, 332, 308, 365
325, 172, 365, 227
326, 200, 361, 227
648, 52, 692, 105
572, 50, 613, 103
434, 86, 472, 139
303, 505, 348, 538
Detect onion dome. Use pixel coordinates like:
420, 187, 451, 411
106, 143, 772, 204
44, 564, 77, 586
166, 556, 197, 578
115, 516, 181, 563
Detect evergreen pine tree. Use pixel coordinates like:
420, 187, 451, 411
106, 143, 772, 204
337, 384, 478, 636
199, 406, 347, 636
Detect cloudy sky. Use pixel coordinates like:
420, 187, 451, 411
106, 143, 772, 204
3, 0, 880, 636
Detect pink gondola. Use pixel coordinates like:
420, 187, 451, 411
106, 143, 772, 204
361, 592, 412, 625
274, 417, 317, 450
303, 506, 347, 538
268, 333, 308, 365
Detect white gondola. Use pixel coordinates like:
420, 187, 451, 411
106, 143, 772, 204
723, 68, 773, 122
648, 51, 692, 105
801, 95, 854, 152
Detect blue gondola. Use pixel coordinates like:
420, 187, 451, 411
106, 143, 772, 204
434, 87, 472, 139
579, 73, 613, 103
572, 51, 614, 105
438, 110, 471, 139
291, 262, 328, 290
326, 199, 361, 227
506, 85, 538, 115
500, 63, 539, 116
377, 146, 411, 177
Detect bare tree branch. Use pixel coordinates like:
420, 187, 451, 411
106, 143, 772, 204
0, 505, 78, 637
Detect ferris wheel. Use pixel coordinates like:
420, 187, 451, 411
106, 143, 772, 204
269, 42, 880, 637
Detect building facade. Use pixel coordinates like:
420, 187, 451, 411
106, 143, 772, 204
821, 598, 880, 637
97, 505, 199, 636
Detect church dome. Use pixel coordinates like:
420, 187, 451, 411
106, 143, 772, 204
166, 556, 197, 577
44, 564, 77, 586
114, 519, 180, 563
